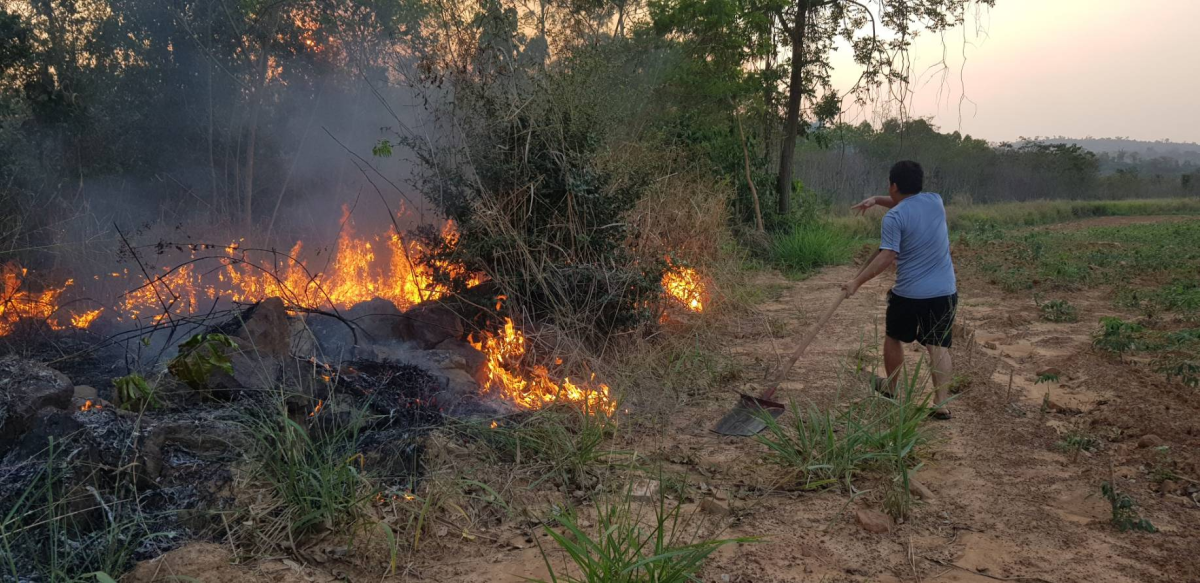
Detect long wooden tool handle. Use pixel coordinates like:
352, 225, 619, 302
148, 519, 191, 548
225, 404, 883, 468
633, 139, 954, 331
762, 249, 881, 400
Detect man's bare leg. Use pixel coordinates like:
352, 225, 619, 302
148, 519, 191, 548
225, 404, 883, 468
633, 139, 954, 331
883, 335, 905, 394
926, 345, 953, 413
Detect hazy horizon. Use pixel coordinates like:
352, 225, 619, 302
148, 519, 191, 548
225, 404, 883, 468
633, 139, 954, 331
830, 0, 1200, 145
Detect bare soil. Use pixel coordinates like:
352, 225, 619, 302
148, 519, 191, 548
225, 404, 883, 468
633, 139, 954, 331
127, 216, 1200, 583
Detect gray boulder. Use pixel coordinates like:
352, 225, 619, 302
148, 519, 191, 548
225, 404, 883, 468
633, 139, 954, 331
0, 356, 74, 454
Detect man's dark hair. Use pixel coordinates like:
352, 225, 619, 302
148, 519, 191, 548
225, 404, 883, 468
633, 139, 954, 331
889, 160, 924, 195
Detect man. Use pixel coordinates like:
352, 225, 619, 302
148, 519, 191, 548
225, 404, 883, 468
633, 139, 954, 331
842, 160, 957, 419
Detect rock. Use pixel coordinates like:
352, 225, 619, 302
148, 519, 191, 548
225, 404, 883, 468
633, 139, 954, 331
1137, 434, 1164, 449
855, 509, 893, 534
288, 317, 319, 359
701, 498, 731, 516
74, 385, 98, 400
908, 477, 936, 501
396, 302, 465, 349
1000, 343, 1035, 360
1036, 366, 1062, 379
0, 356, 74, 454
344, 298, 405, 344
204, 337, 284, 397
139, 420, 245, 482
227, 297, 291, 358
435, 339, 490, 386
1046, 399, 1081, 415
629, 479, 660, 501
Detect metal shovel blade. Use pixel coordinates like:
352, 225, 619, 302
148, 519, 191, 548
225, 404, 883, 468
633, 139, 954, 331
711, 392, 786, 436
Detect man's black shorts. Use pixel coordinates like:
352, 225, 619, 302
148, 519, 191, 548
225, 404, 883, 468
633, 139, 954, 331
886, 290, 958, 348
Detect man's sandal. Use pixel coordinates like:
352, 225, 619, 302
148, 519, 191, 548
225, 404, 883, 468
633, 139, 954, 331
931, 408, 952, 420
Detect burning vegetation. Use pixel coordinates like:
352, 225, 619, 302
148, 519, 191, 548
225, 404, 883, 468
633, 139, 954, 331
0, 209, 710, 419
470, 317, 616, 415
662, 262, 705, 313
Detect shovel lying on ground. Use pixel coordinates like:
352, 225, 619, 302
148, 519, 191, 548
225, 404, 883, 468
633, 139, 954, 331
712, 249, 881, 437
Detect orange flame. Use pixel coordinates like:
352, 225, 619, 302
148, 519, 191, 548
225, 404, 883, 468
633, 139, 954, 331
0, 211, 475, 332
310, 399, 324, 417
80, 400, 101, 412
662, 263, 704, 313
470, 318, 615, 415
1, 264, 100, 334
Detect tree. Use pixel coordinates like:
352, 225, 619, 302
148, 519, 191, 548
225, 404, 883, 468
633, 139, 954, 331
774, 0, 995, 214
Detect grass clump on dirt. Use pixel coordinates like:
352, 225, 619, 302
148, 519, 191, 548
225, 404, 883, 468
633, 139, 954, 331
754, 364, 934, 493
236, 400, 376, 549
769, 222, 857, 278
533, 480, 750, 583
456, 407, 628, 491
1038, 298, 1079, 323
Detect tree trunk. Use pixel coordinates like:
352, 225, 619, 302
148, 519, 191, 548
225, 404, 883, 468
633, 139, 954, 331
775, 0, 809, 216
243, 41, 270, 230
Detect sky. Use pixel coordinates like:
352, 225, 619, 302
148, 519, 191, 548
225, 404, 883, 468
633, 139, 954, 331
828, 0, 1200, 144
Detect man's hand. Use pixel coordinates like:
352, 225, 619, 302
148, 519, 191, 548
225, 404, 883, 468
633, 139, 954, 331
842, 278, 862, 297
850, 197, 876, 215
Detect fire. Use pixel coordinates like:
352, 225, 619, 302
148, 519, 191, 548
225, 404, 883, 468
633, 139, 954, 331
310, 399, 324, 417
1, 263, 101, 334
490, 420, 498, 429
0, 210, 479, 335
470, 318, 616, 415
70, 309, 104, 329
662, 263, 704, 313
80, 400, 101, 412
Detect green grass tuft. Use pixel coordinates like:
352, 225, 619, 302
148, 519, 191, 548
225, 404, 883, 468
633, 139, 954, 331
769, 223, 857, 278
532, 479, 751, 583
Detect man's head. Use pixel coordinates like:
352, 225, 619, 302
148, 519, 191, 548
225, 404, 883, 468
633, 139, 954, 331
888, 160, 924, 199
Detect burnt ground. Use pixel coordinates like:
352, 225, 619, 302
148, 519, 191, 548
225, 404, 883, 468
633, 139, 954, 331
123, 216, 1199, 583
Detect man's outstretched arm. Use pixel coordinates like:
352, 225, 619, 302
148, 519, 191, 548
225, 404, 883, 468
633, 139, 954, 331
842, 249, 897, 296
850, 196, 897, 215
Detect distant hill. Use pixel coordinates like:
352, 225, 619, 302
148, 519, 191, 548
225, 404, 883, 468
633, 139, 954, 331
1027, 137, 1200, 167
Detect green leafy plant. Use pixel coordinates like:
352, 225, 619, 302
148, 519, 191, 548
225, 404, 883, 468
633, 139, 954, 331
112, 373, 160, 411
1038, 298, 1079, 323
532, 482, 751, 583
1100, 482, 1156, 533
1056, 430, 1098, 461
168, 333, 237, 395
1092, 317, 1145, 355
1155, 356, 1199, 388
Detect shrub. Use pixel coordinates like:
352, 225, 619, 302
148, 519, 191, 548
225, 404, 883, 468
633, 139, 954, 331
407, 46, 663, 343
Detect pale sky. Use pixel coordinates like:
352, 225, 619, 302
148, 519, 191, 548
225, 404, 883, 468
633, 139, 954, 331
829, 0, 1200, 144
